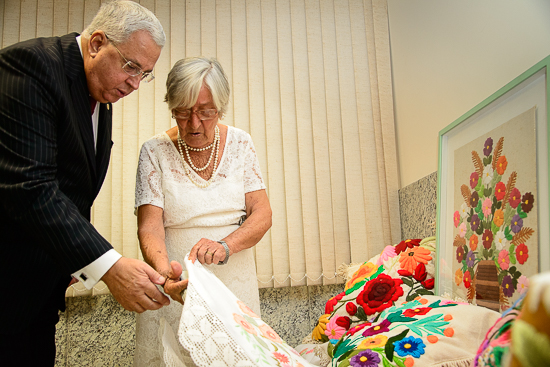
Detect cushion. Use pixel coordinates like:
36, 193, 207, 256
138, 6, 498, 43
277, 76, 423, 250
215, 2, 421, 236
471, 294, 524, 367
328, 295, 501, 367
313, 237, 437, 343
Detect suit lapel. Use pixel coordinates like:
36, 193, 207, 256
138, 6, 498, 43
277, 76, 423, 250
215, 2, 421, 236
60, 33, 97, 181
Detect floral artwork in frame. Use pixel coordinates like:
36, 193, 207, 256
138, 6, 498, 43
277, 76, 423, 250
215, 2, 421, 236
451, 107, 538, 312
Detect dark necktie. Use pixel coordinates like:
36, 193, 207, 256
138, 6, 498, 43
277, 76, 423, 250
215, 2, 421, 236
90, 96, 97, 115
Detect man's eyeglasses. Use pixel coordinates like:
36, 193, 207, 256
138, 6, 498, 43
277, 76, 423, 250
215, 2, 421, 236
105, 34, 155, 83
171, 109, 218, 121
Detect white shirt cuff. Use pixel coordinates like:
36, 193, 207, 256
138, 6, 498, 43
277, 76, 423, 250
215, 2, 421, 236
71, 249, 122, 289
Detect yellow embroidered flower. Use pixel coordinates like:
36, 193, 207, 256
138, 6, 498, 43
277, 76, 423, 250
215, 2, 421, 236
312, 314, 330, 341
345, 262, 378, 290
358, 335, 388, 349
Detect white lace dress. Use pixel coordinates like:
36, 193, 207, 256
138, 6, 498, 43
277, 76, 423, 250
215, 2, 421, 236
133, 126, 265, 367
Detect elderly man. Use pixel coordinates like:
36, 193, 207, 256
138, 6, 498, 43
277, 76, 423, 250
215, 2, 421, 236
0, 1, 179, 365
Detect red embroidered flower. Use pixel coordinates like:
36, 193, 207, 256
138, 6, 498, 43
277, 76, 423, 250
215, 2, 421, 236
413, 263, 428, 282
463, 270, 472, 288
482, 230, 493, 249
335, 316, 351, 330
495, 182, 506, 201
403, 307, 432, 317
395, 239, 421, 255
356, 274, 404, 315
346, 302, 358, 316
325, 291, 345, 314
509, 188, 521, 209
346, 322, 371, 336
398, 269, 413, 277
516, 243, 529, 265
421, 278, 435, 289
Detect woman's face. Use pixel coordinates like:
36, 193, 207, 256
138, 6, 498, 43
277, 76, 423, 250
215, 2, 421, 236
174, 83, 219, 148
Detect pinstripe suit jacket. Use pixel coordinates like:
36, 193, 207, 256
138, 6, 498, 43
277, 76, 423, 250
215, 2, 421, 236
0, 33, 114, 330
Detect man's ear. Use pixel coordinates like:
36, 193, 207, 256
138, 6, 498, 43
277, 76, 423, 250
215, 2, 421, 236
88, 31, 107, 57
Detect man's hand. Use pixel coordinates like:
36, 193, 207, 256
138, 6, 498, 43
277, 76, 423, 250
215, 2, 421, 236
163, 260, 188, 304
101, 257, 170, 313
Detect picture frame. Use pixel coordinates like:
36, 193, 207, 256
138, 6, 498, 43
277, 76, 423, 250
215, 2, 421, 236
436, 55, 550, 312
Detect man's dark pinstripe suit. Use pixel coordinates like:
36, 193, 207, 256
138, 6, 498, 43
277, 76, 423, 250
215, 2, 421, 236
0, 33, 114, 331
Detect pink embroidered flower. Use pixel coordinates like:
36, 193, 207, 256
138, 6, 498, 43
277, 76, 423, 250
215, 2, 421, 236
459, 222, 467, 238
517, 275, 529, 294
399, 247, 432, 273
377, 245, 397, 265
325, 317, 346, 341
272, 351, 290, 364
470, 172, 479, 189
482, 197, 492, 217
233, 314, 257, 335
259, 324, 281, 343
453, 211, 460, 227
237, 300, 258, 318
498, 250, 510, 270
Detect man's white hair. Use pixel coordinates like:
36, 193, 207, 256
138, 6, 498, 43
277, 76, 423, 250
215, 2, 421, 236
82, 0, 165, 47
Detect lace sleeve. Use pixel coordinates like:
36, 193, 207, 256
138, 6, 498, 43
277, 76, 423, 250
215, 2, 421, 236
242, 134, 267, 194
134, 141, 164, 213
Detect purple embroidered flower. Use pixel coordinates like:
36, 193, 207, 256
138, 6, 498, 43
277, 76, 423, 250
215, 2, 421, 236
483, 137, 493, 156
466, 251, 475, 268
470, 214, 480, 231
394, 336, 426, 358
362, 319, 391, 337
349, 350, 380, 367
502, 275, 515, 297
511, 215, 523, 234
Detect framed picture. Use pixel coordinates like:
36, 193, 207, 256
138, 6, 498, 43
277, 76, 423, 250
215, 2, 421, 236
436, 55, 550, 312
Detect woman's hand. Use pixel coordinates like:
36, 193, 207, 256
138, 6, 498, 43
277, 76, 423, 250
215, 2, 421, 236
163, 260, 189, 304
188, 238, 230, 265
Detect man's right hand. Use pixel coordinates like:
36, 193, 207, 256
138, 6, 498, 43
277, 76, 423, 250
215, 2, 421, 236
101, 257, 170, 313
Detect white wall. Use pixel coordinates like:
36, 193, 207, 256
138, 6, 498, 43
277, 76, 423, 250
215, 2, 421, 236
388, 0, 550, 188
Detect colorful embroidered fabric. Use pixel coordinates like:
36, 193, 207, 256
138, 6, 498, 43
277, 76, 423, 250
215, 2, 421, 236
472, 294, 525, 367
314, 237, 437, 343
329, 295, 501, 367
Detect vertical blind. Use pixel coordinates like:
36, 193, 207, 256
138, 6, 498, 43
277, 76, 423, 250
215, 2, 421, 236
1, 0, 401, 296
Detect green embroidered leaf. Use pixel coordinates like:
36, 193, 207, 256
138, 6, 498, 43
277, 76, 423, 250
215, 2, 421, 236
491, 221, 499, 234
355, 306, 369, 321
401, 277, 414, 288
484, 187, 492, 198
327, 342, 334, 358
244, 314, 259, 327
428, 300, 457, 309
253, 334, 270, 350
339, 359, 351, 367
509, 252, 517, 264
519, 211, 527, 219
476, 226, 484, 235
346, 279, 367, 294
504, 206, 515, 228
382, 356, 394, 367
394, 356, 407, 367
424, 325, 447, 335
412, 314, 443, 325
370, 265, 386, 280
509, 266, 517, 275
385, 329, 409, 361
415, 288, 434, 296
387, 311, 417, 323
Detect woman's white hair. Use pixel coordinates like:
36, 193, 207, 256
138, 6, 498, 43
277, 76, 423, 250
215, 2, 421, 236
165, 57, 230, 119
82, 0, 165, 47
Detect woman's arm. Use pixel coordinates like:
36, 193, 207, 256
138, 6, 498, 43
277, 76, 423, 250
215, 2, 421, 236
189, 189, 272, 265
137, 204, 188, 303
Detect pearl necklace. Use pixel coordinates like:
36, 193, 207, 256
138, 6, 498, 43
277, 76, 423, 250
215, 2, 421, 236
177, 126, 220, 188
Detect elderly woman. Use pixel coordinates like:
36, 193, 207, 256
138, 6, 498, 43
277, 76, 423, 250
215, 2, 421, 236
133, 57, 272, 366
